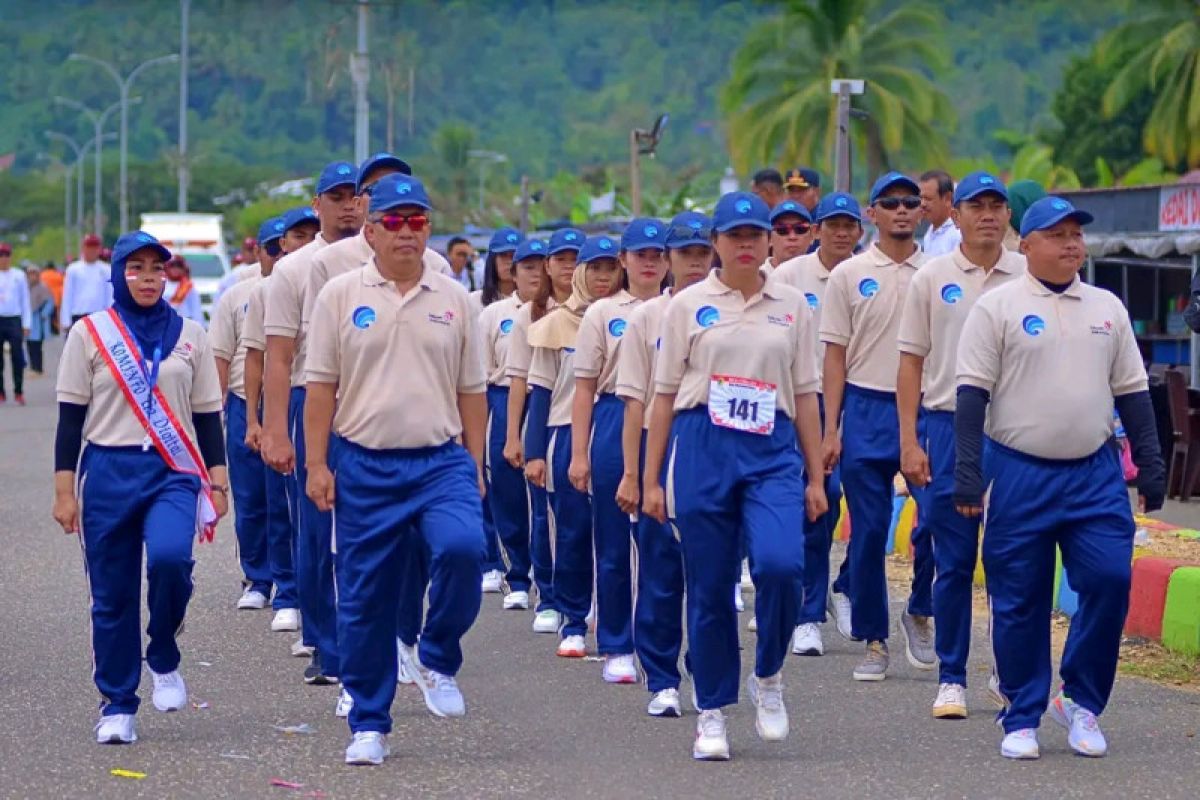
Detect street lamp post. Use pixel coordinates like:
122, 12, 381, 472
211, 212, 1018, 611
54, 97, 124, 236
468, 149, 508, 212
45, 132, 85, 249
37, 153, 74, 259
830, 79, 865, 193
67, 52, 180, 231
629, 114, 669, 216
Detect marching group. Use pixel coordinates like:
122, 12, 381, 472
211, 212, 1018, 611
47, 152, 1166, 765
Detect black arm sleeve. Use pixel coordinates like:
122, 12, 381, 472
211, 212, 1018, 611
192, 411, 227, 469
1115, 390, 1166, 512
54, 402, 88, 471
953, 385, 990, 507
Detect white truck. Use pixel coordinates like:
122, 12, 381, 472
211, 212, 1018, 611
139, 212, 231, 321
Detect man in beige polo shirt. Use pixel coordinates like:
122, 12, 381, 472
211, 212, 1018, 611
819, 171, 928, 682
897, 171, 1025, 720
954, 196, 1164, 761
305, 174, 486, 766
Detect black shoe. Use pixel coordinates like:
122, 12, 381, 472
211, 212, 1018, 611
303, 653, 338, 685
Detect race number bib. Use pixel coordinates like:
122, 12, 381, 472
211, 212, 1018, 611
708, 374, 776, 435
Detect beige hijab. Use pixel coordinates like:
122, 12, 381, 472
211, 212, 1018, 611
527, 261, 599, 350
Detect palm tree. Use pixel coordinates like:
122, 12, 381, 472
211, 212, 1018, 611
719, 0, 954, 179
1100, 0, 1200, 167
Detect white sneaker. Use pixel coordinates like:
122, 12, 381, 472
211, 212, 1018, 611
828, 588, 855, 641
734, 584, 745, 613
95, 713, 137, 744
291, 639, 315, 658
345, 731, 388, 765
747, 615, 758, 632
932, 682, 967, 719
557, 635, 587, 658
481, 569, 504, 593
1050, 692, 1108, 757
693, 709, 731, 761
150, 670, 187, 712
1001, 728, 1040, 760
791, 623, 824, 656
335, 687, 354, 718
740, 559, 754, 591
236, 588, 268, 610
396, 639, 418, 685
414, 665, 466, 718
603, 654, 638, 684
648, 688, 682, 718
747, 673, 789, 741
503, 590, 530, 610
532, 609, 561, 634
271, 608, 300, 632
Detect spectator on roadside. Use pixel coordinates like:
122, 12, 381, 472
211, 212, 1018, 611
0, 242, 30, 404
784, 168, 822, 213
165, 255, 206, 325
919, 170, 961, 256
445, 235, 483, 291
60, 234, 112, 331
41, 260, 64, 326
751, 168, 785, 209
25, 264, 54, 375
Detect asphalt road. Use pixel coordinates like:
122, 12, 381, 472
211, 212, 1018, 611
1, 341, 1198, 800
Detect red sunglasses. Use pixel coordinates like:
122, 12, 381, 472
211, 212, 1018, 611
376, 212, 429, 232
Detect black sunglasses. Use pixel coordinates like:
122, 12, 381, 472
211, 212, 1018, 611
875, 196, 922, 211
772, 223, 812, 236
668, 224, 712, 242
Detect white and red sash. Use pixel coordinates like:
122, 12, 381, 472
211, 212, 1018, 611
84, 308, 218, 542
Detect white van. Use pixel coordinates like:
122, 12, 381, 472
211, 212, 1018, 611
139, 212, 231, 320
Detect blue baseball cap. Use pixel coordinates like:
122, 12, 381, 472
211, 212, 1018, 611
954, 171, 1008, 205
368, 174, 433, 215
868, 171, 920, 204
578, 235, 619, 264
316, 161, 357, 195
281, 206, 319, 234
712, 191, 771, 233
488, 227, 523, 254
769, 199, 813, 224
112, 231, 171, 265
257, 216, 286, 245
356, 152, 412, 195
815, 192, 863, 223
514, 239, 548, 263
1019, 196, 1095, 238
548, 228, 585, 255
621, 218, 668, 252
666, 211, 712, 249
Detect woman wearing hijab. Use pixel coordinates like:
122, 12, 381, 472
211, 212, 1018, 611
524, 236, 621, 658
25, 265, 55, 375
1003, 180, 1046, 252
52, 231, 228, 745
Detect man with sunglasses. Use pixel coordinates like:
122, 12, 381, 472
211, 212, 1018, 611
765, 200, 815, 270
897, 172, 1025, 720
262, 161, 362, 688
819, 172, 928, 683
305, 174, 487, 766
771, 192, 863, 657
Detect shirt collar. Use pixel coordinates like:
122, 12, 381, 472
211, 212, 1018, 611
701, 268, 785, 301
362, 256, 438, 291
931, 217, 955, 236
866, 242, 921, 269
1022, 271, 1084, 299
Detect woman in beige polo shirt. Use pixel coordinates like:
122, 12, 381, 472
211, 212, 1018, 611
52, 231, 228, 746
641, 193, 827, 762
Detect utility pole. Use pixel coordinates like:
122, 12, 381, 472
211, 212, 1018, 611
351, 0, 370, 163
519, 176, 530, 234
628, 114, 668, 216
178, 0, 190, 211
407, 65, 416, 140
830, 79, 865, 193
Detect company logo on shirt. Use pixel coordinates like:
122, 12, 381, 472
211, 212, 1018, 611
804, 292, 819, 309
696, 305, 720, 328
766, 312, 795, 328
563, 346, 575, 354
499, 318, 514, 335
352, 305, 377, 329
940, 283, 963, 304
1090, 320, 1113, 336
1021, 314, 1045, 336
608, 318, 627, 337
858, 277, 879, 298
427, 309, 456, 326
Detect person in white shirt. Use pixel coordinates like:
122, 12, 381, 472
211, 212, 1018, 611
445, 236, 483, 291
60, 233, 113, 330
919, 170, 962, 257
164, 255, 206, 326
0, 241, 32, 404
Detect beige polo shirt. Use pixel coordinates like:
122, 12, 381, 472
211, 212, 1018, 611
478, 294, 523, 388
898, 247, 1026, 412
528, 344, 579, 427
505, 300, 558, 381
574, 290, 642, 396
306, 258, 485, 450
772, 250, 836, 382
957, 274, 1148, 459
819, 243, 924, 392
654, 270, 819, 419
243, 278, 269, 352
209, 275, 261, 399
615, 291, 670, 428
57, 314, 223, 447
264, 236, 329, 387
